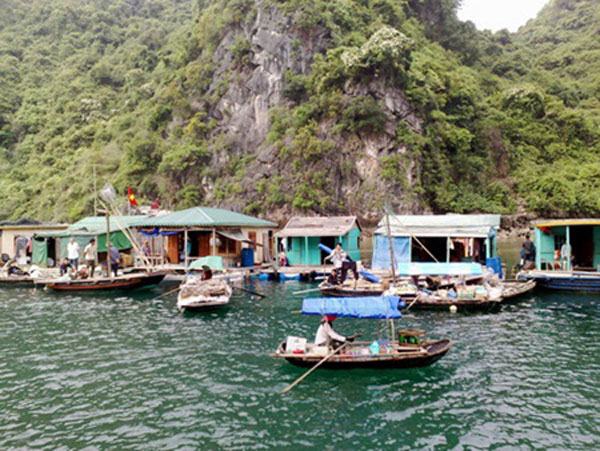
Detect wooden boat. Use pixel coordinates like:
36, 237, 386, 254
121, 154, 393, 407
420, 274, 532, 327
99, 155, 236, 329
273, 337, 451, 369
35, 271, 166, 292
409, 294, 502, 311
319, 281, 388, 298
177, 278, 232, 312
518, 270, 600, 292
273, 297, 451, 370
501, 279, 536, 299
318, 274, 485, 299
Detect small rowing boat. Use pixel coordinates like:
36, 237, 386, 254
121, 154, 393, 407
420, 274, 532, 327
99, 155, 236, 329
273, 337, 451, 369
272, 296, 451, 370
177, 278, 232, 312
501, 279, 536, 299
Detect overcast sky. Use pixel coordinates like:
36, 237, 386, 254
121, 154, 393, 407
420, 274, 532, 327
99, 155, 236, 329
457, 0, 549, 32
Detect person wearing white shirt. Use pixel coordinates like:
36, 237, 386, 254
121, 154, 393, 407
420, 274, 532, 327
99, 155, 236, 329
67, 238, 80, 269
82, 238, 97, 278
314, 316, 354, 348
324, 243, 346, 269
560, 242, 572, 270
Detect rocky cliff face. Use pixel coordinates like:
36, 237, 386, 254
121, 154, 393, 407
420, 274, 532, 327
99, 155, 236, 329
187, 1, 426, 224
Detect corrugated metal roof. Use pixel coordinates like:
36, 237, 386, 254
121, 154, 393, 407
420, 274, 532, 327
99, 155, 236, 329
133, 207, 277, 228
534, 219, 600, 227
36, 216, 143, 237
375, 214, 500, 237
275, 216, 360, 238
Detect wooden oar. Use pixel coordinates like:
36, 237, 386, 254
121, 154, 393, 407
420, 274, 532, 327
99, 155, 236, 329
151, 286, 180, 301
280, 341, 350, 394
233, 286, 266, 298
404, 297, 419, 311
292, 287, 322, 295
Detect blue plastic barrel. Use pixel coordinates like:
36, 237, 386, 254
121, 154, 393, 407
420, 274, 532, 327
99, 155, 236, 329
486, 257, 503, 279
241, 248, 254, 267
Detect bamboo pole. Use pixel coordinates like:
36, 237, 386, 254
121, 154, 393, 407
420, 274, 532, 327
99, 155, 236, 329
232, 285, 266, 298
385, 210, 397, 285
280, 341, 350, 394
210, 228, 215, 256
101, 200, 153, 270
106, 213, 112, 280
292, 287, 322, 295
412, 234, 439, 263
184, 228, 189, 271
150, 285, 181, 302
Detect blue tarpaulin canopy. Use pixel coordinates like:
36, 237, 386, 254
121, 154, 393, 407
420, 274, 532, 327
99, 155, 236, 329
371, 235, 410, 270
302, 297, 404, 319
395, 262, 483, 276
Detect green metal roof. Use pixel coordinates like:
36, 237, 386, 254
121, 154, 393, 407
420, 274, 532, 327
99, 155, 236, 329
37, 216, 143, 237
133, 207, 277, 228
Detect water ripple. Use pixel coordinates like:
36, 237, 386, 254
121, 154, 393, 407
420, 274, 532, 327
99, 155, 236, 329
0, 286, 598, 449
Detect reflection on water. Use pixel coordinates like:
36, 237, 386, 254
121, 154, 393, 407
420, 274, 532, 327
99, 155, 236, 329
0, 282, 598, 449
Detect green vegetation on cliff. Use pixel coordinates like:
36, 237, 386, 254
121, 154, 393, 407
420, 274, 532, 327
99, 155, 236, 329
0, 0, 598, 221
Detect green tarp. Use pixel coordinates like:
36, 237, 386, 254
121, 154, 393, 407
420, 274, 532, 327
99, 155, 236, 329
32, 238, 47, 265
58, 231, 131, 258
189, 256, 225, 271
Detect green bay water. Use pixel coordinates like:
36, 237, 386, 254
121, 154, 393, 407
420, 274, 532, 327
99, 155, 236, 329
1, 282, 599, 449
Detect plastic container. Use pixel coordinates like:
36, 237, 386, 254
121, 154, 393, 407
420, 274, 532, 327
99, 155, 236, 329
486, 257, 503, 279
241, 248, 254, 267
369, 341, 380, 354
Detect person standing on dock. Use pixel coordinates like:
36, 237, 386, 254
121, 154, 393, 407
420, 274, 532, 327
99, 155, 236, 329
109, 245, 120, 277
142, 240, 151, 257
519, 234, 536, 270
83, 239, 97, 278
560, 241, 572, 271
324, 243, 346, 269
67, 238, 80, 269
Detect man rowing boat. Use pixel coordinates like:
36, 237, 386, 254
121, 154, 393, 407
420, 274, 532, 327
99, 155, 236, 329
314, 315, 355, 349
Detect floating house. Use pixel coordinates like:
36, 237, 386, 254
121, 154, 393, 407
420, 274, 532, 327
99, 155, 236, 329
372, 214, 501, 270
33, 216, 141, 266
275, 216, 361, 265
133, 207, 277, 267
0, 220, 68, 263
533, 219, 600, 271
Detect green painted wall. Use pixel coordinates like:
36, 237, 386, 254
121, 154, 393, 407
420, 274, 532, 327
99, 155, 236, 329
286, 237, 303, 265
347, 229, 361, 261
594, 226, 600, 268
279, 228, 362, 265
535, 226, 564, 269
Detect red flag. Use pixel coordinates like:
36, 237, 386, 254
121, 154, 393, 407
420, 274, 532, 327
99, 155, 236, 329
128, 187, 138, 207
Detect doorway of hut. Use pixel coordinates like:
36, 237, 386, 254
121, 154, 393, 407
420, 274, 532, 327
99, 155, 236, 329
47, 238, 57, 267
193, 231, 212, 257
320, 236, 337, 264
570, 226, 594, 268
411, 237, 446, 263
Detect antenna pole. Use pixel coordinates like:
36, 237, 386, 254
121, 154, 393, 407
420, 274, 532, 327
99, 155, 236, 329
93, 164, 97, 216
385, 208, 397, 285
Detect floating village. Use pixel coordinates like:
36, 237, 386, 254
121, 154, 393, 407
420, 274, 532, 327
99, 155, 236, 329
2, 185, 598, 392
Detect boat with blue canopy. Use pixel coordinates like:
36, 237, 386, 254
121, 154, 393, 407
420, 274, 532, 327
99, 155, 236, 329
272, 296, 451, 369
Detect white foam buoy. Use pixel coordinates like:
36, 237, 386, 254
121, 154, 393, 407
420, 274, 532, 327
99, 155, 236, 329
449, 305, 457, 314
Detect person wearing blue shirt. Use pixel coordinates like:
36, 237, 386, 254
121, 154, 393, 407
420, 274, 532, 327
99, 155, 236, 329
109, 245, 120, 277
